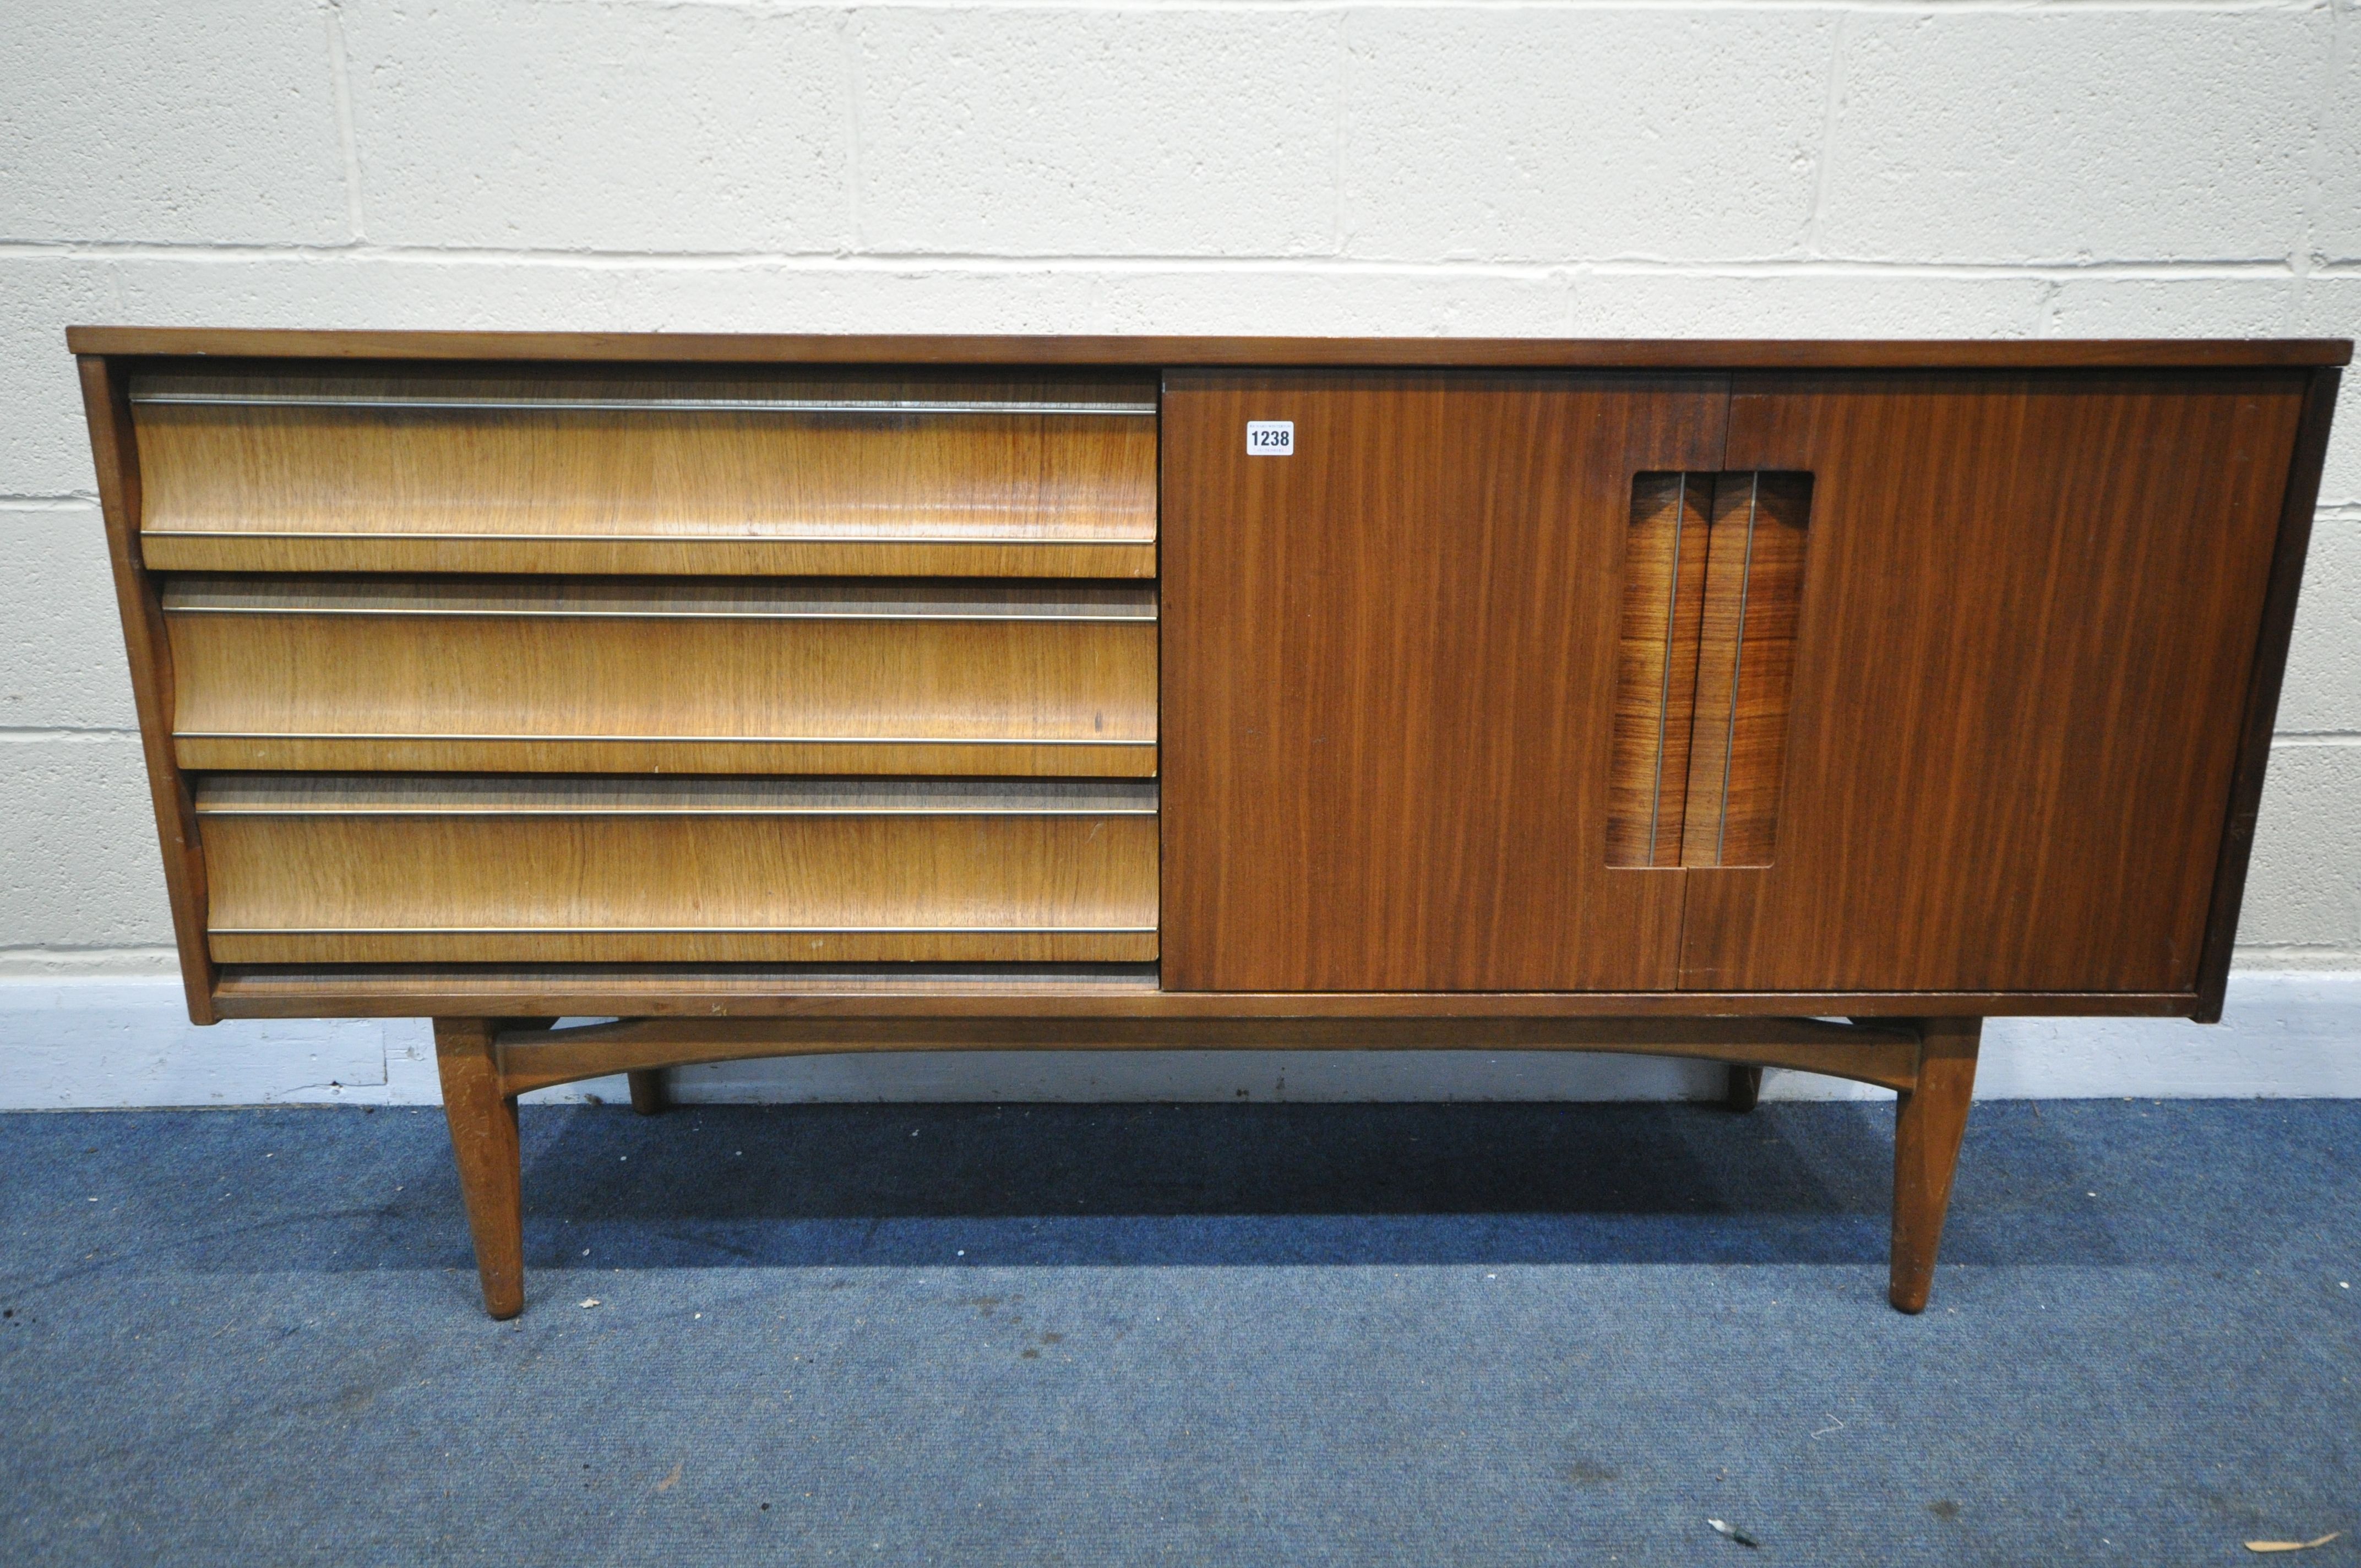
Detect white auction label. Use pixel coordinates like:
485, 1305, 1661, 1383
1245, 420, 1294, 455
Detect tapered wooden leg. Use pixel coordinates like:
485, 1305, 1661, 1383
435, 1017, 524, 1320
627, 1068, 667, 1115
1888, 1017, 1981, 1314
1724, 1064, 1762, 1112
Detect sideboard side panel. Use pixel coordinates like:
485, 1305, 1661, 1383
1683, 371, 2310, 996
1160, 371, 1727, 992
78, 355, 218, 1022
2191, 366, 2343, 1021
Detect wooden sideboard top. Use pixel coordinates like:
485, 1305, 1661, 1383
65, 327, 2353, 369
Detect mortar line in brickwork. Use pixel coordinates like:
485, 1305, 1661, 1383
837, 9, 864, 252
2037, 276, 2077, 338
0, 242, 2320, 277
0, 947, 184, 961
1803, 10, 1847, 258
572, 0, 2326, 14
325, 0, 368, 244
0, 729, 147, 743
1329, 8, 1348, 257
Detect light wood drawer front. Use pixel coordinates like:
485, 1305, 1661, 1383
132, 371, 1158, 579
164, 579, 1157, 777
196, 777, 1159, 965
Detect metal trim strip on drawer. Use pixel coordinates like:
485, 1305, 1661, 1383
192, 775, 1161, 816
212, 962, 1164, 994
144, 531, 1153, 543
161, 578, 1158, 622
210, 925, 1160, 936
133, 394, 1158, 416
177, 733, 1158, 754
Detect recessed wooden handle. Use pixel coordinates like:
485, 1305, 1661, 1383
1608, 473, 1709, 866
1682, 472, 1811, 868
1609, 471, 1812, 869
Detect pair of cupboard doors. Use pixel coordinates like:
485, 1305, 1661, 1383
1162, 367, 2306, 1003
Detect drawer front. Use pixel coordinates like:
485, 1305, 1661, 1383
165, 579, 1157, 777
196, 777, 1159, 965
133, 371, 1158, 579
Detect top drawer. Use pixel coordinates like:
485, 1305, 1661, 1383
130, 368, 1158, 578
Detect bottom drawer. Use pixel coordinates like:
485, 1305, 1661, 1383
194, 776, 1158, 964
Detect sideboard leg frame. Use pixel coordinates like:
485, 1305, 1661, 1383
1887, 1017, 1982, 1314
1723, 1065, 1763, 1112
434, 1017, 525, 1320
627, 1069, 668, 1116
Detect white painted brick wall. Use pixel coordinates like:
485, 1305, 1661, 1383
0, 0, 350, 245
1819, 10, 2325, 264
0, 737, 173, 957
1340, 11, 1837, 262
0, 0, 2354, 1006
855, 9, 1343, 256
346, 3, 851, 252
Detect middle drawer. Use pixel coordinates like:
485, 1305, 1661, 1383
163, 577, 1158, 777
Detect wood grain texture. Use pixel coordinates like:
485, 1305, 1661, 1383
1607, 473, 1709, 866
143, 535, 1155, 579
75, 357, 216, 1022
67, 327, 2353, 368
2193, 365, 2346, 1021
214, 962, 1167, 1008
491, 1013, 1925, 1096
433, 1017, 523, 1319
195, 776, 1158, 965
132, 370, 1157, 578
1680, 372, 2310, 995
134, 369, 1158, 409
208, 969, 2196, 1020
1888, 1016, 1981, 1313
1609, 470, 1810, 869
164, 576, 1158, 777
1679, 472, 1810, 868
1161, 371, 1728, 991
175, 737, 1151, 778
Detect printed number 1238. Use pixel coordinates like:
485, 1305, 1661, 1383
1246, 420, 1294, 455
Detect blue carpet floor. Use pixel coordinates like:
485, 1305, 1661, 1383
1, 1097, 2355, 1565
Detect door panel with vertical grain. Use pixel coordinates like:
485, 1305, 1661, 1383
1680, 371, 2309, 994
1161, 372, 1728, 991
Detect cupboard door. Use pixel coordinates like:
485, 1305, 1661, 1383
1161, 372, 1727, 991
1680, 371, 2309, 995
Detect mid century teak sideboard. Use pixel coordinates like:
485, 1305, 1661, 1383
68, 328, 2349, 1319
